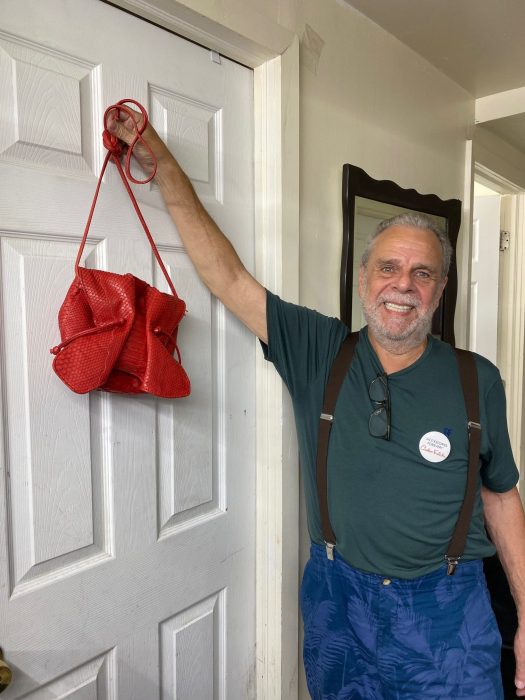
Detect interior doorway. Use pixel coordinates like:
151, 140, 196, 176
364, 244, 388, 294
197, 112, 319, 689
473, 164, 525, 476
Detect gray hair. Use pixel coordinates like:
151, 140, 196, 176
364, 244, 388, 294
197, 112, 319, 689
360, 212, 452, 278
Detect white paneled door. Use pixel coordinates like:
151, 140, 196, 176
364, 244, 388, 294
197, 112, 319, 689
0, 1, 256, 698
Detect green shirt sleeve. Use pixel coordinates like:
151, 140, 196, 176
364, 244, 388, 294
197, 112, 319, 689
478, 359, 519, 492
261, 290, 348, 396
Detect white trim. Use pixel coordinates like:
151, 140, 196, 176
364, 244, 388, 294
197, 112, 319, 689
100, 2, 300, 697
101, 0, 292, 67
474, 162, 522, 195
455, 140, 474, 349
476, 86, 525, 125
471, 163, 525, 488
254, 38, 300, 700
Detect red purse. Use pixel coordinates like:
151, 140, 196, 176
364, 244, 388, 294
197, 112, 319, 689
51, 100, 191, 398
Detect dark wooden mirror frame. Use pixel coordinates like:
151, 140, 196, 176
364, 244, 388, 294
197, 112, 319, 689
341, 164, 462, 345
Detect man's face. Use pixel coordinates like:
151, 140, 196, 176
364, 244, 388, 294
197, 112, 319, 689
358, 225, 447, 350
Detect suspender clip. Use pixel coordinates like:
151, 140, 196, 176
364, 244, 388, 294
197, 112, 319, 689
445, 555, 460, 575
468, 420, 481, 432
325, 542, 335, 560
320, 413, 334, 422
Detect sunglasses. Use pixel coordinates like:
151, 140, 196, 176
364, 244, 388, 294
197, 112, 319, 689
368, 373, 391, 440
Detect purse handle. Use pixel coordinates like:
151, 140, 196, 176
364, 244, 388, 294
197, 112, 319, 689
74, 99, 178, 298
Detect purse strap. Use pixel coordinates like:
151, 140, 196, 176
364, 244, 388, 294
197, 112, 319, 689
74, 99, 179, 298
316, 334, 481, 575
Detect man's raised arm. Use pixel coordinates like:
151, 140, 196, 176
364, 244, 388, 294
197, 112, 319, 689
106, 107, 268, 343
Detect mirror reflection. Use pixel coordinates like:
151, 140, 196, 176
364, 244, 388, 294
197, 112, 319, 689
340, 164, 462, 344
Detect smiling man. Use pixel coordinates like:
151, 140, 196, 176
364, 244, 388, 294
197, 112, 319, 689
108, 108, 525, 700
289, 215, 524, 699
358, 219, 447, 368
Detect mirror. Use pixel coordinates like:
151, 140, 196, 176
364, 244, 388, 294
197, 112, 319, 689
341, 164, 462, 344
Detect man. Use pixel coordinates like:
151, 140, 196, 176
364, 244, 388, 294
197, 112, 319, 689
107, 108, 525, 698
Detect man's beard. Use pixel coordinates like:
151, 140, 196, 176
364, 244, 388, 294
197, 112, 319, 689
360, 291, 436, 355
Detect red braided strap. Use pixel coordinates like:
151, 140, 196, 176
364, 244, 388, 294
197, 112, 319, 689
74, 99, 177, 298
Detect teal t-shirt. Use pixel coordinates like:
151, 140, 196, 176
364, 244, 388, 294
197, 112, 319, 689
263, 291, 519, 579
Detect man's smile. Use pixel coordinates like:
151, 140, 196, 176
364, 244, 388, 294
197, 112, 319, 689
383, 301, 414, 313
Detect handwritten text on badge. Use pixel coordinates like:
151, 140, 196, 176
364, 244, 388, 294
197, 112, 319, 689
419, 431, 451, 463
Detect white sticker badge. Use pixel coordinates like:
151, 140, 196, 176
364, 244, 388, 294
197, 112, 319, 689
419, 431, 451, 463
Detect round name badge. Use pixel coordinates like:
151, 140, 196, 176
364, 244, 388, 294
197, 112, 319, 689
419, 431, 451, 463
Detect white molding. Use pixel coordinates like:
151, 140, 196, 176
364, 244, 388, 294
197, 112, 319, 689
455, 140, 473, 349
101, 0, 292, 67
476, 86, 525, 124
474, 162, 522, 195
254, 38, 300, 700
100, 1, 300, 697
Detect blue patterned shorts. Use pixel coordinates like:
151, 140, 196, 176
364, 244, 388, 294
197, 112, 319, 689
301, 544, 503, 699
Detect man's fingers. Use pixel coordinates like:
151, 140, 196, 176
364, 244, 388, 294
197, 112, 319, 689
106, 112, 132, 145
516, 674, 525, 695
106, 107, 145, 145
515, 629, 525, 696
104, 104, 166, 170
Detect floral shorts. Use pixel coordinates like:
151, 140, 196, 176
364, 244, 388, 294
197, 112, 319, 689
301, 544, 503, 700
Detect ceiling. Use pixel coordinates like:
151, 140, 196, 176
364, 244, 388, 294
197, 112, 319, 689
342, 0, 525, 98
341, 0, 525, 157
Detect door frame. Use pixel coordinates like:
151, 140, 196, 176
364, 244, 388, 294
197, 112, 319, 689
101, 2, 300, 697
498, 191, 525, 484
472, 162, 525, 485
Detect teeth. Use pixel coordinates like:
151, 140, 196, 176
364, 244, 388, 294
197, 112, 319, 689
384, 302, 412, 312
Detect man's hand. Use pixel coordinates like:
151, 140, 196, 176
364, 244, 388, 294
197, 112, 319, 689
105, 104, 172, 175
515, 625, 525, 696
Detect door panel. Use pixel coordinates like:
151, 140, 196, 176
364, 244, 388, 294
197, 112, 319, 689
0, 1, 255, 698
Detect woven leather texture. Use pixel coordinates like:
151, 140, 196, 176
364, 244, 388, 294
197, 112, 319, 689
53, 268, 190, 397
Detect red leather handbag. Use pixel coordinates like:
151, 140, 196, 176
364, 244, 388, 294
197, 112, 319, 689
51, 100, 191, 398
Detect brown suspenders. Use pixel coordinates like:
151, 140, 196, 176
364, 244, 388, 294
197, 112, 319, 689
316, 333, 360, 559
316, 333, 481, 575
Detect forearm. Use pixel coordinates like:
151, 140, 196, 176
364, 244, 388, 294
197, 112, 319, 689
107, 108, 267, 340
482, 485, 525, 621
156, 157, 267, 340
156, 159, 245, 295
